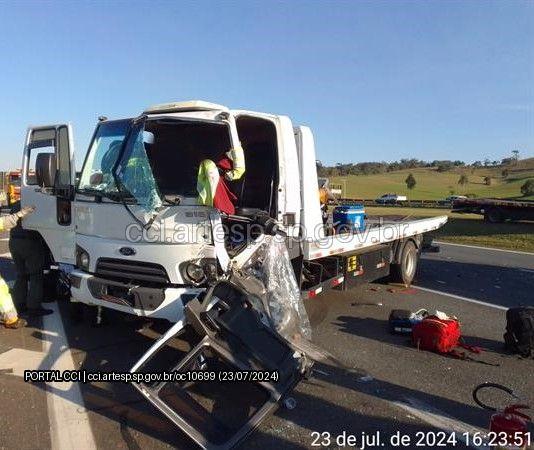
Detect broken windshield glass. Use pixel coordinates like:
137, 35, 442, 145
78, 119, 130, 197
114, 120, 162, 214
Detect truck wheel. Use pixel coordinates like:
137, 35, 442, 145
484, 208, 503, 223
390, 240, 418, 287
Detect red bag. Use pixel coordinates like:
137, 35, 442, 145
412, 316, 461, 353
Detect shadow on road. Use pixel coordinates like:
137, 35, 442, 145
333, 315, 514, 356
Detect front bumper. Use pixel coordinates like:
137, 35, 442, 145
69, 269, 203, 322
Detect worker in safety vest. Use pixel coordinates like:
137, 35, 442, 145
9, 203, 52, 317
197, 144, 245, 215
0, 206, 35, 328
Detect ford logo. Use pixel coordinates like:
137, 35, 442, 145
119, 247, 136, 256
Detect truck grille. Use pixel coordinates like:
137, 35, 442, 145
95, 258, 170, 286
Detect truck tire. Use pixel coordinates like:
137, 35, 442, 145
484, 207, 503, 223
390, 240, 418, 287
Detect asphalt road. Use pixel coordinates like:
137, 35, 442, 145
1, 235, 533, 450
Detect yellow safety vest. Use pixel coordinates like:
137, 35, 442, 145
197, 159, 219, 207
0, 277, 17, 325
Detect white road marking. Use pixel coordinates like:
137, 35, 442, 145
0, 348, 48, 377
0, 304, 97, 449
435, 241, 534, 256
393, 398, 486, 449
42, 302, 97, 450
414, 286, 508, 311
0, 238, 9, 241
1, 249, 96, 449
0, 252, 11, 258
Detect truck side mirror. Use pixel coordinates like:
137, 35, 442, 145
35, 152, 57, 187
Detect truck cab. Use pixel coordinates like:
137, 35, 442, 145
20, 101, 321, 322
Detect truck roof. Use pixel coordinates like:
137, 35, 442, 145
143, 100, 229, 115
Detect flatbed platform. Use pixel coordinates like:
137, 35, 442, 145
303, 216, 448, 260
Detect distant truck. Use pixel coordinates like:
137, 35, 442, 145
452, 198, 534, 223
438, 195, 467, 206
375, 193, 407, 204
6, 170, 21, 207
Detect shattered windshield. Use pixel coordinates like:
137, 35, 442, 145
79, 116, 233, 213
78, 119, 130, 197
115, 120, 162, 213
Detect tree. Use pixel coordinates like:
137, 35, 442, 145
484, 176, 492, 186
501, 157, 513, 165
520, 179, 534, 196
458, 174, 469, 188
316, 160, 325, 177
512, 150, 520, 162
436, 162, 454, 172
405, 173, 416, 190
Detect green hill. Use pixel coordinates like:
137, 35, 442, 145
331, 158, 534, 200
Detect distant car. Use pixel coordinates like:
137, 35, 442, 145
375, 193, 407, 204
438, 195, 467, 206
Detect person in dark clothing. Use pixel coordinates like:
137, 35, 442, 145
8, 202, 52, 317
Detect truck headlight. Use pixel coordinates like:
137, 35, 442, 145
76, 246, 90, 271
185, 263, 206, 283
181, 258, 219, 285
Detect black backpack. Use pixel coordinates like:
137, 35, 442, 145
504, 307, 534, 357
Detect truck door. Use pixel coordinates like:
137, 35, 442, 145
130, 280, 304, 449
234, 113, 301, 231
20, 124, 76, 265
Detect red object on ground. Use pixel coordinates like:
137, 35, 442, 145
412, 316, 461, 353
400, 288, 418, 294
413, 316, 482, 357
489, 405, 531, 448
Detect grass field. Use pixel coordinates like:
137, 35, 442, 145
366, 206, 534, 252
331, 158, 534, 201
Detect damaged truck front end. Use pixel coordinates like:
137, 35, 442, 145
70, 105, 241, 321
130, 235, 316, 449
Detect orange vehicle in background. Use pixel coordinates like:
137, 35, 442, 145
7, 170, 21, 207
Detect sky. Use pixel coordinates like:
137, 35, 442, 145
0, 0, 532, 170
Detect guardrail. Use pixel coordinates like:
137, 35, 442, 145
337, 198, 451, 209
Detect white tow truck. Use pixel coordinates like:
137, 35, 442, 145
20, 100, 446, 322
19, 100, 447, 448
